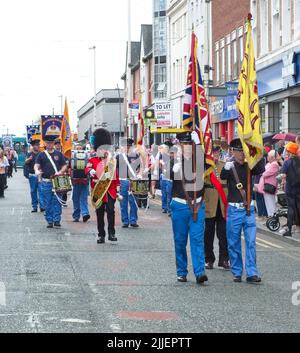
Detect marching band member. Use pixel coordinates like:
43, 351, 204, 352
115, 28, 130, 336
204, 145, 229, 270
34, 135, 68, 229
116, 138, 141, 229
170, 131, 208, 285
220, 138, 265, 283
71, 144, 90, 223
85, 129, 119, 244
25, 139, 45, 213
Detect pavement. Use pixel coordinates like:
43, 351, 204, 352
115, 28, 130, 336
0, 172, 300, 333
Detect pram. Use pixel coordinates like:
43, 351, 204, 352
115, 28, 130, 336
266, 193, 288, 232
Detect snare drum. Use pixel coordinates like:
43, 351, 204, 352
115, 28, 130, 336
131, 179, 149, 196
52, 175, 72, 193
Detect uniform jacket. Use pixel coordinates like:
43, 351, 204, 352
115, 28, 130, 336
204, 160, 228, 219
85, 157, 120, 203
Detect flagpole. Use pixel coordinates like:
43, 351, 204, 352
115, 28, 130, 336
247, 13, 252, 217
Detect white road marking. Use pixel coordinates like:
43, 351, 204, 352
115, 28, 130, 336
40, 283, 71, 288
256, 237, 283, 249
110, 324, 122, 332
61, 319, 91, 324
256, 242, 270, 249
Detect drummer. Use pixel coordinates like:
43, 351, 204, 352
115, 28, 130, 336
34, 135, 68, 229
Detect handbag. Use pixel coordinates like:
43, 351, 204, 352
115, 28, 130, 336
263, 183, 276, 195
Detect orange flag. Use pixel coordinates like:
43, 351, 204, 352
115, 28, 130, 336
61, 98, 72, 159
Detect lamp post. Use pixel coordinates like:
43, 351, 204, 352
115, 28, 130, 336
89, 46, 97, 132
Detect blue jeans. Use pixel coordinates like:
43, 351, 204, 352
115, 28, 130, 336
161, 178, 173, 213
72, 183, 90, 220
29, 175, 44, 210
41, 181, 62, 224
226, 206, 259, 278
120, 180, 138, 225
170, 200, 206, 278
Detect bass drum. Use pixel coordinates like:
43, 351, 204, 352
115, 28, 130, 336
131, 179, 149, 196
52, 175, 72, 193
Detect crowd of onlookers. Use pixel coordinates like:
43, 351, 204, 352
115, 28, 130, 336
0, 146, 18, 198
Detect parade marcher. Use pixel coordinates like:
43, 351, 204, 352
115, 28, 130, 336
6, 148, 14, 178
85, 128, 119, 244
71, 144, 90, 223
281, 142, 300, 237
34, 135, 68, 228
25, 139, 45, 213
204, 145, 230, 270
220, 138, 265, 284
0, 150, 9, 198
116, 138, 141, 228
170, 131, 208, 285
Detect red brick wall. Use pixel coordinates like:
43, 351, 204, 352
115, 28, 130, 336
212, 0, 250, 85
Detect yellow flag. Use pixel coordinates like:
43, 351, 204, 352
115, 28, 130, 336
61, 98, 72, 159
237, 17, 264, 170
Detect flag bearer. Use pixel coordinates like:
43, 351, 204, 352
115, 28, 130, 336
220, 138, 265, 284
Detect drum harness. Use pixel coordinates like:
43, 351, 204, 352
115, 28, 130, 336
121, 153, 150, 212
45, 150, 73, 207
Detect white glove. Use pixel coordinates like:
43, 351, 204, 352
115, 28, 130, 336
173, 163, 181, 173
224, 161, 235, 171
191, 131, 201, 145
89, 169, 97, 177
35, 170, 42, 176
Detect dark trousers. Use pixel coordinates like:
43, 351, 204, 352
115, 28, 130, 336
255, 192, 268, 217
96, 195, 116, 237
204, 203, 229, 264
0, 174, 5, 197
286, 193, 300, 231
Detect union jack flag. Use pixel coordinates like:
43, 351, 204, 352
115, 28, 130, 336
183, 32, 214, 171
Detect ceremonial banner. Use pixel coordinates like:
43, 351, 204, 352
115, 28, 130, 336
26, 125, 41, 143
41, 115, 63, 140
2, 135, 13, 149
182, 31, 214, 173
61, 99, 72, 159
237, 15, 264, 170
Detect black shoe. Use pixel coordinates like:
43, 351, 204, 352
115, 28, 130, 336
83, 215, 91, 223
246, 276, 262, 284
283, 230, 292, 237
40, 208, 45, 213
177, 276, 187, 283
73, 219, 80, 223
218, 260, 231, 271
47, 224, 53, 229
162, 210, 167, 214
31, 209, 38, 213
108, 233, 118, 242
54, 222, 61, 228
97, 236, 105, 244
233, 276, 242, 283
196, 275, 208, 285
130, 224, 139, 228
205, 262, 214, 270
122, 224, 129, 228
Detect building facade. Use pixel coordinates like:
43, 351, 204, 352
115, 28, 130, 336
253, 0, 300, 134
77, 89, 124, 146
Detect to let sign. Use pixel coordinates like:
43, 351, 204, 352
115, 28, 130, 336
155, 102, 172, 127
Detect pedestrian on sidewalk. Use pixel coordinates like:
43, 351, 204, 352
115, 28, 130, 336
71, 144, 90, 223
85, 129, 119, 244
221, 138, 265, 284
34, 135, 68, 229
170, 131, 208, 285
0, 150, 9, 198
280, 142, 300, 237
204, 145, 230, 271
25, 139, 45, 213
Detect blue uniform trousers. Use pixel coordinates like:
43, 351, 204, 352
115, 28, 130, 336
170, 200, 206, 278
226, 205, 259, 278
120, 180, 138, 225
72, 183, 90, 221
29, 175, 44, 210
41, 181, 62, 224
161, 178, 173, 213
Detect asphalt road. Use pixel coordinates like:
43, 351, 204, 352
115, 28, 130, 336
0, 172, 299, 333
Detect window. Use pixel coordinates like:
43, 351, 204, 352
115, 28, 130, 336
215, 42, 219, 84
295, 0, 300, 39
260, 0, 269, 55
282, 0, 292, 45
251, 0, 258, 56
238, 28, 244, 71
220, 39, 225, 83
226, 38, 231, 81
271, 0, 280, 50
232, 38, 237, 79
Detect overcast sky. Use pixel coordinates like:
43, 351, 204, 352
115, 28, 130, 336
0, 0, 152, 136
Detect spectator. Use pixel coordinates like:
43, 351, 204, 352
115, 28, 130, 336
281, 142, 300, 237
0, 150, 9, 198
261, 151, 279, 217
